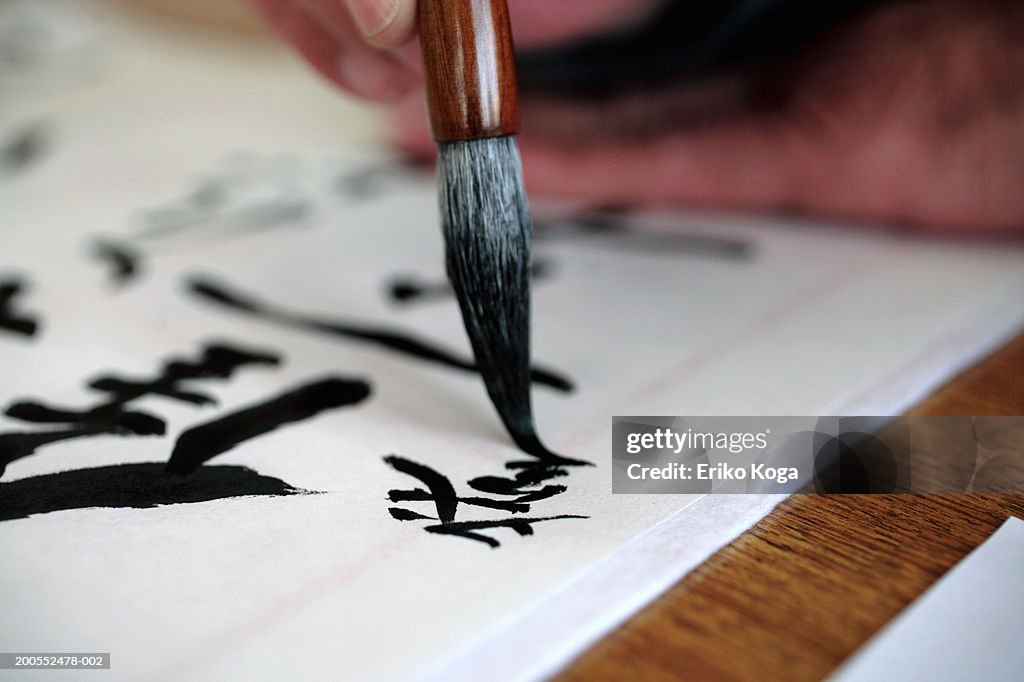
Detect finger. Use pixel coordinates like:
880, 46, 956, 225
294, 0, 418, 100
251, 0, 415, 101
519, 121, 806, 212
391, 89, 799, 213
392, 88, 434, 156
339, 0, 664, 50
509, 0, 667, 49
388, 72, 791, 205
516, 122, 1023, 233
342, 0, 417, 49
341, 0, 666, 50
389, 67, 821, 218
250, 0, 344, 84
508, 81, 890, 221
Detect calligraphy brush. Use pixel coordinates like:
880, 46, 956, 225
419, 0, 560, 462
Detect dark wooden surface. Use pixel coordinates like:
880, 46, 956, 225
557, 332, 1024, 682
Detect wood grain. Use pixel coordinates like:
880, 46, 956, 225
557, 332, 1024, 681
419, 0, 520, 142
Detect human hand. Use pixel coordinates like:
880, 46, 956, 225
249, 0, 662, 101
254, 0, 1024, 233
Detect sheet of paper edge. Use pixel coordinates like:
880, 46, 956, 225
829, 279, 1024, 415
827, 516, 1024, 682
420, 280, 1024, 682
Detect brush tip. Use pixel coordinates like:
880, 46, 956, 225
439, 136, 566, 461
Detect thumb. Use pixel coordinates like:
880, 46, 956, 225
342, 0, 416, 48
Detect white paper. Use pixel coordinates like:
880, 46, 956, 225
830, 517, 1024, 682
1, 3, 1023, 681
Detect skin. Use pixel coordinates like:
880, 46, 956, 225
251, 0, 1024, 233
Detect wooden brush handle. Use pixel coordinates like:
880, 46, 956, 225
419, 0, 520, 142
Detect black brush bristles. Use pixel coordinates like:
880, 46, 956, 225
437, 136, 565, 463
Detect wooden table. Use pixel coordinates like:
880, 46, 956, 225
558, 333, 1024, 681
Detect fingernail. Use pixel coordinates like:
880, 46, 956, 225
346, 0, 401, 39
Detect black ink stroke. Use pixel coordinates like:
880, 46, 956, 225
385, 455, 459, 523
468, 461, 573, 500
0, 464, 310, 522
535, 209, 754, 261
0, 278, 39, 338
186, 275, 574, 393
139, 198, 309, 243
384, 455, 587, 548
0, 426, 130, 472
386, 260, 552, 306
91, 239, 141, 287
421, 517, 588, 547
0, 342, 281, 477
136, 168, 308, 243
188, 177, 228, 209
334, 161, 423, 201
8, 402, 166, 434
0, 120, 48, 178
166, 376, 371, 475
91, 343, 280, 407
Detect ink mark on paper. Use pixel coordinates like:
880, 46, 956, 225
96, 155, 421, 287
0, 120, 48, 178
0, 341, 372, 519
334, 160, 425, 202
91, 239, 141, 287
139, 195, 309, 243
386, 259, 553, 306
82, 161, 308, 288
166, 376, 371, 475
384, 454, 589, 548
0, 463, 310, 522
186, 274, 574, 392
135, 162, 309, 243
0, 341, 281, 476
0, 277, 40, 338
535, 208, 754, 261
